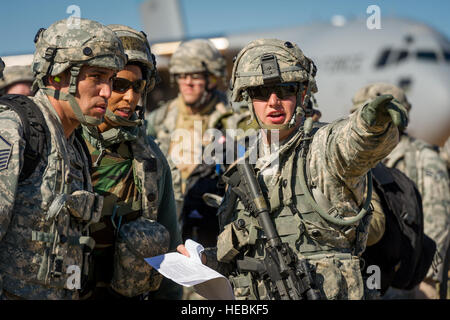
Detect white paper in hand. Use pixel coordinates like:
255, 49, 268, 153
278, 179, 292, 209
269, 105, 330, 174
145, 239, 235, 300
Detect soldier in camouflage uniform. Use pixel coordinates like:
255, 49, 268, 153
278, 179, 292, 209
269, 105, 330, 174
0, 57, 4, 77
351, 83, 450, 299
441, 137, 450, 172
178, 39, 408, 300
440, 137, 450, 299
0, 65, 35, 96
0, 19, 127, 299
79, 24, 182, 300
146, 39, 230, 249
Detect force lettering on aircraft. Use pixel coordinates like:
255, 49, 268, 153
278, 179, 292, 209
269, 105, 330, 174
317, 54, 364, 73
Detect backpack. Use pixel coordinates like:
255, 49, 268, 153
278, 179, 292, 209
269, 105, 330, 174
0, 94, 91, 181
361, 162, 437, 293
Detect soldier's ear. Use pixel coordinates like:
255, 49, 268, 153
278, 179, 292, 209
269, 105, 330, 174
207, 75, 218, 90
48, 75, 62, 89
48, 70, 70, 89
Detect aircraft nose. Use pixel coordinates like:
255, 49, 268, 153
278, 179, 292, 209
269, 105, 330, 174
406, 70, 450, 146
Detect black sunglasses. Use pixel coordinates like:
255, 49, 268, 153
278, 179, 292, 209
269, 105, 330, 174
247, 82, 300, 100
112, 77, 147, 94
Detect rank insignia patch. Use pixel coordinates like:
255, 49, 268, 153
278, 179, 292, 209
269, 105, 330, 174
0, 135, 12, 171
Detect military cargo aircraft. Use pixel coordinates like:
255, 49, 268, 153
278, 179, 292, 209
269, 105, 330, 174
141, 0, 450, 146
2, 0, 449, 146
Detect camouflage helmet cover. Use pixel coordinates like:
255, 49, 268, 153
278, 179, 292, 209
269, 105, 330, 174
230, 38, 318, 102
108, 24, 158, 92
32, 18, 127, 78
0, 65, 35, 91
31, 18, 127, 126
169, 39, 227, 80
0, 57, 4, 78
351, 82, 412, 113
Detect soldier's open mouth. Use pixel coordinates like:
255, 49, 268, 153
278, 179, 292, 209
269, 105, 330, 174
116, 108, 131, 117
267, 112, 286, 123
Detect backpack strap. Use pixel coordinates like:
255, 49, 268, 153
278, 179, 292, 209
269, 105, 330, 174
74, 127, 92, 173
0, 94, 49, 181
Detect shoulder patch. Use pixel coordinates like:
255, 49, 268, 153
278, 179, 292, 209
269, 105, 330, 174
0, 135, 12, 171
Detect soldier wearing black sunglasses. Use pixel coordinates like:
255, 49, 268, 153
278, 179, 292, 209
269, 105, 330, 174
80, 25, 182, 301
112, 77, 147, 94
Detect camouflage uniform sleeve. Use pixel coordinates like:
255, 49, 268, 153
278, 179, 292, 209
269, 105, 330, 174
419, 147, 450, 281
309, 108, 399, 212
0, 109, 24, 242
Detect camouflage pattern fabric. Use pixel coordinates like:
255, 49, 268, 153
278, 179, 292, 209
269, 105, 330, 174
441, 137, 450, 171
211, 106, 399, 300
108, 24, 158, 94
0, 57, 4, 78
351, 83, 450, 286
230, 39, 317, 103
365, 190, 385, 246
199, 38, 404, 300
146, 90, 230, 219
82, 124, 182, 298
0, 90, 101, 299
32, 18, 126, 127
230, 38, 318, 131
351, 82, 411, 113
169, 39, 227, 82
111, 217, 170, 297
0, 65, 35, 94
32, 18, 126, 77
384, 134, 450, 283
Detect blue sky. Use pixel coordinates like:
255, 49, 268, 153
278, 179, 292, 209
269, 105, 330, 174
1, 0, 449, 56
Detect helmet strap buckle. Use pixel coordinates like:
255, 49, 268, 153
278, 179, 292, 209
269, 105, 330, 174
44, 47, 57, 61
68, 66, 81, 95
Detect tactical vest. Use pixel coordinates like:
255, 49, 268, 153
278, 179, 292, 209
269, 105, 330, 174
0, 91, 101, 299
218, 129, 370, 300
86, 126, 162, 236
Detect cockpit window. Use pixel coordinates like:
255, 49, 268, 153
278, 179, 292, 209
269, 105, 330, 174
416, 51, 437, 61
444, 51, 450, 62
375, 49, 391, 68
396, 50, 409, 63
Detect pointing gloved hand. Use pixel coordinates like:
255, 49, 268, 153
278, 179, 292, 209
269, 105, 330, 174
361, 94, 408, 131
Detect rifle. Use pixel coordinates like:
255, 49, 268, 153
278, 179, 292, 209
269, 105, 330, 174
230, 158, 321, 300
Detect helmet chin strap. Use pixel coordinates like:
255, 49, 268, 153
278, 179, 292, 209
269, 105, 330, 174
104, 108, 142, 127
37, 66, 104, 127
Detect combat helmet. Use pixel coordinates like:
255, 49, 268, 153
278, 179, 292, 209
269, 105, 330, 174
32, 18, 127, 126
169, 38, 227, 84
230, 38, 317, 130
0, 65, 35, 95
351, 82, 412, 113
107, 24, 159, 126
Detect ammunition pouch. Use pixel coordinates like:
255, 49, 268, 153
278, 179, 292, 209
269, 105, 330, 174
229, 272, 260, 300
66, 190, 103, 224
217, 221, 261, 263
110, 217, 170, 297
